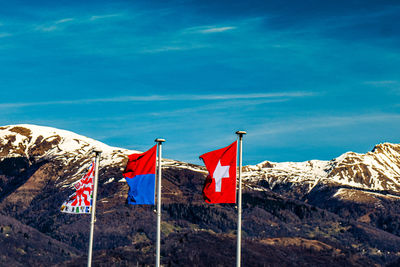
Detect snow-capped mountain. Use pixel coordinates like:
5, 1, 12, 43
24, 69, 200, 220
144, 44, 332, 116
0, 124, 200, 198
244, 143, 400, 195
2, 124, 400, 196
0, 124, 136, 165
0, 124, 200, 168
0, 124, 140, 188
2, 124, 400, 266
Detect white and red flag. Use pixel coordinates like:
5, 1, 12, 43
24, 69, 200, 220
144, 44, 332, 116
199, 141, 237, 203
61, 162, 95, 214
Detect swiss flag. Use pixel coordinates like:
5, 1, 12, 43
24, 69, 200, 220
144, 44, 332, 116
199, 141, 237, 203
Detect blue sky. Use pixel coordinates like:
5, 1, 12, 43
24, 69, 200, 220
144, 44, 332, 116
1, 0, 400, 164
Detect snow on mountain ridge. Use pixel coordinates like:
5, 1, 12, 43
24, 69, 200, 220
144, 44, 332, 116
0, 124, 143, 185
244, 142, 400, 194
0, 124, 133, 155
0, 124, 197, 184
2, 124, 400, 194
243, 159, 331, 189
327, 143, 400, 191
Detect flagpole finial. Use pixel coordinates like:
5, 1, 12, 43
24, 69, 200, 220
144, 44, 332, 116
93, 150, 102, 155
90, 149, 102, 156
236, 131, 247, 136
155, 138, 166, 143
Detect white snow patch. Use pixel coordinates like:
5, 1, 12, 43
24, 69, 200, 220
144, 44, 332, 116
104, 178, 115, 184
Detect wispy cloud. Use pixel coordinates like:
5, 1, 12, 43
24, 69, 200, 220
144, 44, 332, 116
186, 92, 314, 100
199, 26, 236, 33
89, 14, 123, 21
55, 18, 75, 24
35, 25, 58, 32
250, 113, 400, 137
364, 80, 398, 86
34, 18, 75, 32
0, 33, 11, 38
149, 98, 289, 117
184, 25, 237, 34
34, 13, 123, 33
140, 44, 208, 54
0, 92, 314, 109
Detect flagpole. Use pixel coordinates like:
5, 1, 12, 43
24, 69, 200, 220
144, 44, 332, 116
236, 131, 246, 267
155, 138, 165, 267
87, 150, 101, 267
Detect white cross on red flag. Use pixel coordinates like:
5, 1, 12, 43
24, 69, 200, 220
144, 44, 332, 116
199, 141, 237, 203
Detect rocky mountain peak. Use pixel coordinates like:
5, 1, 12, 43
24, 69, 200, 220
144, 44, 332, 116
244, 142, 400, 195
0, 124, 139, 201
0, 124, 134, 163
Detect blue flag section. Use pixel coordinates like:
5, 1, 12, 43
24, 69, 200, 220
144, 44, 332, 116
123, 145, 157, 205
125, 174, 155, 205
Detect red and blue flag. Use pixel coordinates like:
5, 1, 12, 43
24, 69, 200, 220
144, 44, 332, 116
123, 145, 156, 205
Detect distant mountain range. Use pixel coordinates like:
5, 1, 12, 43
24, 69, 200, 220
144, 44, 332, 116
246, 142, 400, 192
1, 124, 400, 266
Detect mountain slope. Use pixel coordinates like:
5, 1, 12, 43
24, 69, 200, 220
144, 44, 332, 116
0, 214, 79, 266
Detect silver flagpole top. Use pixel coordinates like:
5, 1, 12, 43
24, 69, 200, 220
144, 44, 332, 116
236, 131, 247, 136
155, 138, 166, 143
92, 149, 102, 155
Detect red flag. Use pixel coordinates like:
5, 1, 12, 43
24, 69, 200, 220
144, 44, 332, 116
199, 141, 237, 203
123, 145, 157, 205
123, 145, 157, 178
